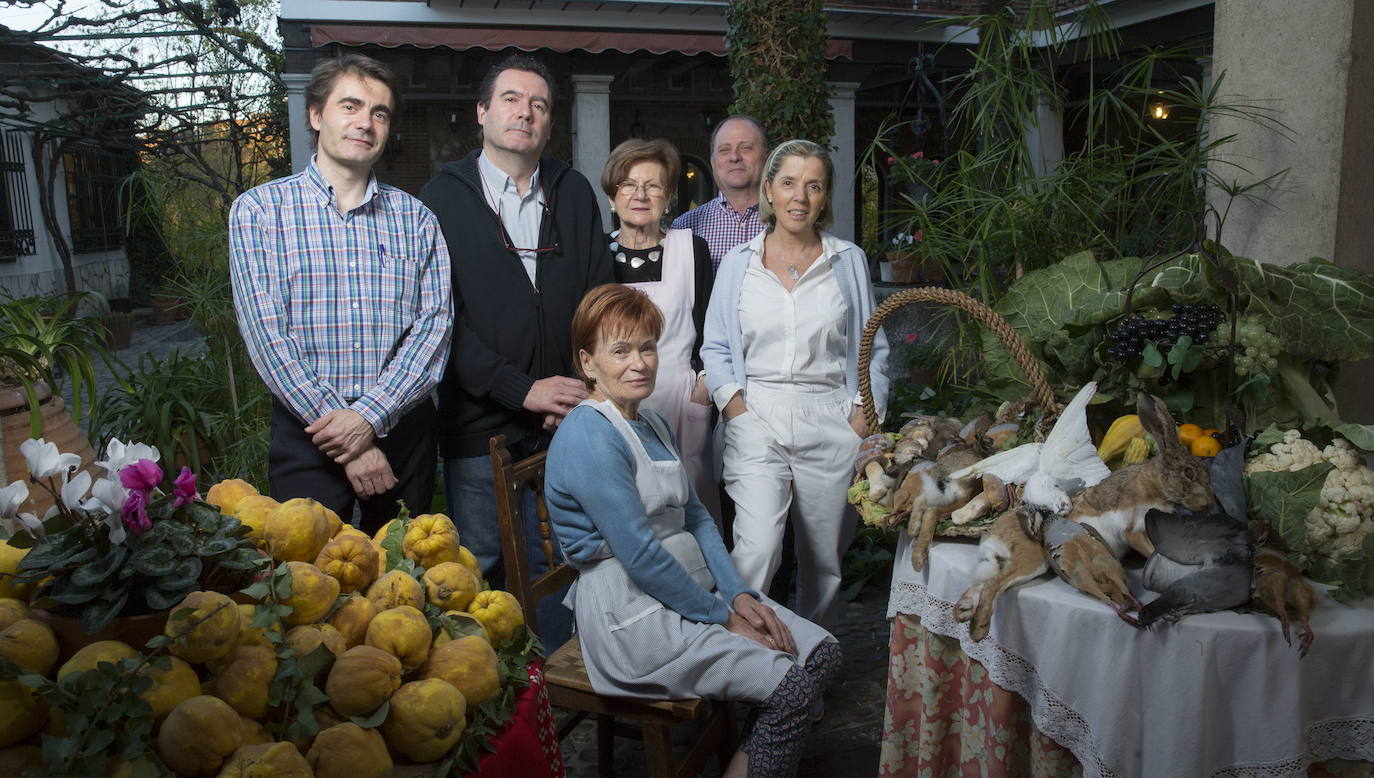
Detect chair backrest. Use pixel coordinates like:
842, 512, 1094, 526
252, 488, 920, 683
489, 434, 578, 638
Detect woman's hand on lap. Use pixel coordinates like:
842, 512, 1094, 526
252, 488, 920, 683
732, 594, 796, 655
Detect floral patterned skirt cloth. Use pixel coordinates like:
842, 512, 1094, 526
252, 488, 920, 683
880, 534, 1374, 778
880, 611, 1080, 778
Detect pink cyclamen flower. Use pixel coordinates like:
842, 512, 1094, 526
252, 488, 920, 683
932, 159, 941, 165
886, 156, 896, 165
122, 489, 152, 534
904, 332, 920, 345
912, 151, 924, 159
173, 467, 199, 507
119, 459, 164, 492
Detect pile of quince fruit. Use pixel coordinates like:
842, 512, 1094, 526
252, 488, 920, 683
0, 478, 529, 777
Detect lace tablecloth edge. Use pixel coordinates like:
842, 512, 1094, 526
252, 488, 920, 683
887, 579, 1374, 778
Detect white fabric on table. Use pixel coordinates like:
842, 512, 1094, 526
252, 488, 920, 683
887, 533, 1374, 778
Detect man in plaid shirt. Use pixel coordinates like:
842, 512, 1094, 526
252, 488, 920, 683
671, 115, 769, 273
229, 55, 452, 531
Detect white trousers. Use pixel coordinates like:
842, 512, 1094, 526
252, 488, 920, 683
722, 383, 862, 632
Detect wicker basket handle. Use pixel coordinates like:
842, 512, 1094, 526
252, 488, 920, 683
858, 286, 1061, 434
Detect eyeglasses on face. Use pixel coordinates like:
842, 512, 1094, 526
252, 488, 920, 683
616, 180, 666, 198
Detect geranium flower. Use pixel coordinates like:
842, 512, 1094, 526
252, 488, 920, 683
173, 467, 199, 507
119, 459, 164, 493
19, 438, 81, 480
96, 439, 161, 478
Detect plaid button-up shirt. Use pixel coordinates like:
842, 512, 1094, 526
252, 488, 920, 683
229, 160, 453, 436
671, 193, 764, 274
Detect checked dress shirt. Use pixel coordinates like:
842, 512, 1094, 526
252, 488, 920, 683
228, 159, 453, 436
671, 192, 764, 274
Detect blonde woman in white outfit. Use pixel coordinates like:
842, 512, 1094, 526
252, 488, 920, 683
702, 139, 889, 631
602, 139, 721, 523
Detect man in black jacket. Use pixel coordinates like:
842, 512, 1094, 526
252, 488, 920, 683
420, 55, 611, 649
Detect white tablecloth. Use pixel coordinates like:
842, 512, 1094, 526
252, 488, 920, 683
886, 532, 1374, 778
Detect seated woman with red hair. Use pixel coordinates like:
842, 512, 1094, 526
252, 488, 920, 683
544, 283, 841, 778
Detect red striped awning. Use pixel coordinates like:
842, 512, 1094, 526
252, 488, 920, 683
311, 25, 854, 59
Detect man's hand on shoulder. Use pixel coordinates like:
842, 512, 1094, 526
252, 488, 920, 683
523, 376, 588, 418
344, 446, 397, 498
306, 409, 376, 464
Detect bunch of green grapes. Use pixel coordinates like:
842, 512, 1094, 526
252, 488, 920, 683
1211, 315, 1281, 378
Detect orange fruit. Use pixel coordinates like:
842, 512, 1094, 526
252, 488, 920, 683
1190, 436, 1221, 457
1202, 428, 1220, 439
1177, 423, 1203, 445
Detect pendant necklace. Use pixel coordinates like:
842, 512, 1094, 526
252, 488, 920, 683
787, 265, 801, 281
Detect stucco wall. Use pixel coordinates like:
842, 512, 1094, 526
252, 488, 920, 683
1206, 0, 1353, 266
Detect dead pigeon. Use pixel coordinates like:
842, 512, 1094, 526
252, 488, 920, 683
1137, 508, 1254, 626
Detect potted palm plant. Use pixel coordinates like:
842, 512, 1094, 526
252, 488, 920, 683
0, 292, 109, 517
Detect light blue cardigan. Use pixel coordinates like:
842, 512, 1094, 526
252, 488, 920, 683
701, 230, 890, 422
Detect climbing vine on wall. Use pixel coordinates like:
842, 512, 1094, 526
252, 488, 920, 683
725, 0, 835, 147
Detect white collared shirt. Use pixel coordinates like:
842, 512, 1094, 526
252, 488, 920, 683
477, 151, 544, 285
736, 243, 848, 395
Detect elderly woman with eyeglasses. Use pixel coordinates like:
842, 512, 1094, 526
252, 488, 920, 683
601, 138, 720, 522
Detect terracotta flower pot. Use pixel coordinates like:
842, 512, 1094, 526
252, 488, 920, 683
0, 381, 99, 518
149, 292, 188, 325
32, 608, 166, 664
34, 591, 255, 663
99, 311, 134, 351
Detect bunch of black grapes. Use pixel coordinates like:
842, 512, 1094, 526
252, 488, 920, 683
1106, 303, 1226, 363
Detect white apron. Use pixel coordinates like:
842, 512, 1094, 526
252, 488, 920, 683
568, 398, 831, 703
622, 228, 720, 522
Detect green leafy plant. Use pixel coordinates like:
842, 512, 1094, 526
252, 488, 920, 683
724, 0, 834, 144
0, 292, 110, 435
91, 349, 225, 474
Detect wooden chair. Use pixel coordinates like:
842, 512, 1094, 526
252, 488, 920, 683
489, 435, 737, 778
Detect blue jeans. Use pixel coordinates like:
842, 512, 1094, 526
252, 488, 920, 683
443, 442, 573, 651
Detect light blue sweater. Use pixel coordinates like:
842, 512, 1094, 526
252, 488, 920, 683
545, 405, 756, 624
702, 230, 890, 421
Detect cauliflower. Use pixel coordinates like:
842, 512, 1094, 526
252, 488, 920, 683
1247, 432, 1374, 565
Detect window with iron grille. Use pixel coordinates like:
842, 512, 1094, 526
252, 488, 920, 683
63, 142, 129, 254
1, 130, 37, 262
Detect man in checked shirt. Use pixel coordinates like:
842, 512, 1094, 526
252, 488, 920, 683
671, 115, 770, 273
229, 55, 452, 532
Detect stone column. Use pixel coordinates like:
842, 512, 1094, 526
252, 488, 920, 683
827, 81, 860, 243
281, 72, 313, 174
1208, 0, 1374, 421
1026, 90, 1064, 177
571, 74, 615, 231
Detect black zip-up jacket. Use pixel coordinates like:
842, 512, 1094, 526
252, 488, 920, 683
419, 151, 612, 458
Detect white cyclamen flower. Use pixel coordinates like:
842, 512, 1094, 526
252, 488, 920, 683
90, 476, 129, 545
20, 438, 82, 480
0, 480, 29, 518
90, 476, 129, 515
96, 438, 161, 478
42, 470, 101, 521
